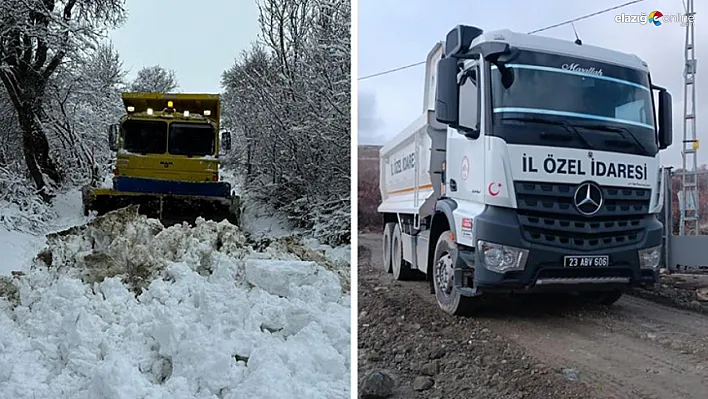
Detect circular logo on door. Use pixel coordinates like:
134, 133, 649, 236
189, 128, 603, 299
461, 156, 469, 181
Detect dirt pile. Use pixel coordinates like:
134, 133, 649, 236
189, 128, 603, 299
630, 272, 708, 314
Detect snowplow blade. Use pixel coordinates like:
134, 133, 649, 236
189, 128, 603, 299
82, 187, 240, 226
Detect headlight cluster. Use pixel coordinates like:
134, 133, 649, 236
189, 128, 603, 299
476, 240, 529, 273
639, 245, 662, 270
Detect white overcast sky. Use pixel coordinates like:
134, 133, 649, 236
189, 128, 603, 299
358, 0, 706, 167
109, 0, 260, 93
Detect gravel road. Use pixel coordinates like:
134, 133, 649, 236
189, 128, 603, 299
358, 233, 708, 399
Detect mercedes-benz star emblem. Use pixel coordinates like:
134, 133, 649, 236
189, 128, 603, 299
573, 182, 603, 216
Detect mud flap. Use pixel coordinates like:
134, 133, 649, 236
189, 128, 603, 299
455, 248, 479, 296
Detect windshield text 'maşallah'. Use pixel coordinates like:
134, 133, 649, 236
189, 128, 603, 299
561, 63, 604, 76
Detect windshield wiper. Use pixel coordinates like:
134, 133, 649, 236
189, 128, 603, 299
500, 115, 595, 150
572, 123, 648, 154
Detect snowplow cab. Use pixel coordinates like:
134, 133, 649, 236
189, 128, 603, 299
82, 92, 240, 226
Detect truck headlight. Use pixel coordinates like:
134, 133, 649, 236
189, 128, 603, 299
477, 240, 529, 273
639, 245, 662, 269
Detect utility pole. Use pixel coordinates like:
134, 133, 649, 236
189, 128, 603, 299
679, 0, 699, 235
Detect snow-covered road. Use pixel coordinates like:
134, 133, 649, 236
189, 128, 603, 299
0, 192, 351, 398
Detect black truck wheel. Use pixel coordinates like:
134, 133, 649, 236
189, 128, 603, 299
391, 223, 411, 280
432, 230, 479, 315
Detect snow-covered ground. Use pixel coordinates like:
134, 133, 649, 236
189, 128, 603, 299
240, 202, 296, 240
0, 176, 352, 398
1, 190, 90, 276
0, 227, 44, 276
0, 206, 350, 398
217, 169, 295, 241
218, 168, 241, 196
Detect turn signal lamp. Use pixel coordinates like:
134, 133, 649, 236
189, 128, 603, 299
204, 110, 211, 116
167, 101, 174, 108
126, 106, 135, 112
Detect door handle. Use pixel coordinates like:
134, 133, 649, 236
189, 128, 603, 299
450, 179, 457, 191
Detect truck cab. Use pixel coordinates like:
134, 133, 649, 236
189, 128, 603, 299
109, 93, 228, 193
83, 92, 240, 225
378, 25, 673, 315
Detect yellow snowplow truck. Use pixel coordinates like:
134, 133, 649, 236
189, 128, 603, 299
82, 92, 240, 225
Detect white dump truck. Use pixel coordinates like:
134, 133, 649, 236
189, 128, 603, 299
378, 25, 674, 315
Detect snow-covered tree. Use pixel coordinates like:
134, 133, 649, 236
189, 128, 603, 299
221, 0, 350, 245
0, 88, 20, 165
45, 42, 126, 184
1, 39, 127, 232
0, 0, 127, 200
129, 65, 179, 93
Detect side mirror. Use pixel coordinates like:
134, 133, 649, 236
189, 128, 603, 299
657, 90, 672, 150
435, 56, 460, 125
222, 131, 232, 152
108, 124, 119, 151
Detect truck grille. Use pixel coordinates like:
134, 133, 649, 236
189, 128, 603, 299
514, 181, 651, 251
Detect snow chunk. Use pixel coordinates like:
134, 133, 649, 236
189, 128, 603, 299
245, 260, 341, 301
304, 237, 351, 266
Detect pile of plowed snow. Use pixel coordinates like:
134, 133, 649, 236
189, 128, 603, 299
0, 206, 350, 399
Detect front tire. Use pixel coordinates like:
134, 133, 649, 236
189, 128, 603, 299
391, 223, 411, 280
382, 222, 396, 273
432, 231, 479, 315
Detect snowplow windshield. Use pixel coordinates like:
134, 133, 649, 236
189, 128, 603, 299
122, 120, 167, 154
168, 122, 216, 156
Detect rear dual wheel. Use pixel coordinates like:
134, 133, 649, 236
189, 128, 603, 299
382, 222, 411, 280
391, 224, 411, 280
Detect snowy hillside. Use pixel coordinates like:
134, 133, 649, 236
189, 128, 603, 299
0, 206, 350, 398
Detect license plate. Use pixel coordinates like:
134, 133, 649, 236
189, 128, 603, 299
563, 255, 609, 267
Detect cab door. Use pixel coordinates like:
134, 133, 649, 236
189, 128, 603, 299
446, 64, 486, 205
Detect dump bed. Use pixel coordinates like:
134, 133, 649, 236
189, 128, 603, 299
378, 43, 446, 218
378, 112, 447, 217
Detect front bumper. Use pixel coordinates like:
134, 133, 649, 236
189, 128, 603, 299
459, 206, 662, 294
114, 176, 232, 198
